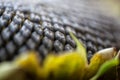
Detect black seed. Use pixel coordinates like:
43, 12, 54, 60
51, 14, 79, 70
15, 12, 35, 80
6, 41, 16, 56
75, 25, 86, 34
24, 20, 34, 30
52, 17, 62, 24
104, 32, 113, 40
54, 40, 64, 52
86, 41, 94, 51
42, 37, 53, 50
34, 24, 43, 35
104, 40, 111, 47
85, 34, 96, 43
87, 50, 93, 62
13, 15, 23, 25
64, 44, 74, 51
77, 32, 86, 41
93, 45, 97, 52
16, 11, 25, 18
3, 10, 13, 20
62, 17, 71, 25
66, 35, 76, 48
18, 45, 29, 54
65, 26, 76, 35
9, 22, 19, 33
14, 33, 25, 46
98, 46, 104, 50
96, 37, 104, 46
20, 25, 31, 38
1, 28, 11, 41
44, 28, 54, 40
26, 39, 37, 49
41, 15, 51, 22
31, 32, 41, 44
38, 45, 48, 58
85, 27, 96, 36
42, 21, 53, 31
30, 13, 40, 23
0, 17, 8, 28
53, 24, 65, 34
55, 31, 66, 44
17, 7, 30, 15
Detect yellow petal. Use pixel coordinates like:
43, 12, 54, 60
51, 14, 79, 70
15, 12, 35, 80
14, 51, 42, 76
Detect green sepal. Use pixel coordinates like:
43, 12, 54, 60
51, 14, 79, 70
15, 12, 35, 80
90, 51, 120, 80
70, 32, 87, 64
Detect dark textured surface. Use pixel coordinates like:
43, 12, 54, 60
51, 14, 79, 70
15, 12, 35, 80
0, 0, 119, 62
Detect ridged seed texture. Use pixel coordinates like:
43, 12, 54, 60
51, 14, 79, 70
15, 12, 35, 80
0, 2, 119, 62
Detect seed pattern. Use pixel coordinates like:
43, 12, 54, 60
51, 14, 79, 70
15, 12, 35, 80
0, 2, 119, 62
